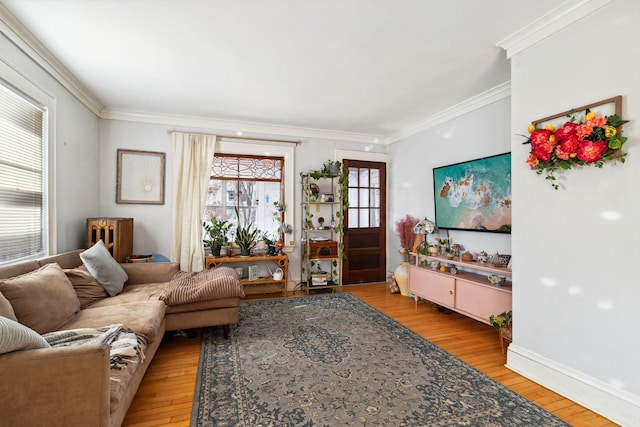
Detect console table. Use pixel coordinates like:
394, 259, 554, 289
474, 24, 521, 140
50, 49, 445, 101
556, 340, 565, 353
409, 254, 512, 326
205, 254, 289, 297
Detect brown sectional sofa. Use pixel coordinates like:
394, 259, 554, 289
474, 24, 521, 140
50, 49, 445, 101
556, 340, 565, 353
0, 249, 241, 427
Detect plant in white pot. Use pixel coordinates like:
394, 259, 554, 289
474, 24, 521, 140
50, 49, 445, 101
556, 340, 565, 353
203, 217, 231, 257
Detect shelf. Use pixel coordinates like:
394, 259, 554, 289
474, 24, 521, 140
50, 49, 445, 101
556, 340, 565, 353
205, 254, 288, 297
412, 253, 512, 277
415, 266, 512, 291
301, 170, 343, 295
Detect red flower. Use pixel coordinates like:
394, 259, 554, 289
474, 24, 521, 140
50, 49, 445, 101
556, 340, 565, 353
530, 129, 556, 162
555, 134, 580, 160
526, 154, 539, 167
554, 122, 578, 141
577, 140, 607, 163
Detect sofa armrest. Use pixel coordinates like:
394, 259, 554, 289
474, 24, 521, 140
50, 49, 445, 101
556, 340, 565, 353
120, 262, 180, 285
0, 344, 111, 427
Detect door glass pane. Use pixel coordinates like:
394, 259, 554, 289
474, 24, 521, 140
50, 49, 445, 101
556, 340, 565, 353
348, 208, 359, 228
370, 169, 380, 188
359, 209, 369, 227
370, 208, 380, 227
348, 188, 359, 207
348, 167, 358, 186
359, 168, 369, 187
370, 189, 380, 208
359, 189, 368, 207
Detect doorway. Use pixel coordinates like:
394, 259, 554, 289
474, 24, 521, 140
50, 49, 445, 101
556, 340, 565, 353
342, 159, 387, 284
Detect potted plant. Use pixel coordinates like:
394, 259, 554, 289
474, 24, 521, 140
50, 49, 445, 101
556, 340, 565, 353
234, 208, 259, 257
203, 217, 231, 257
489, 310, 513, 354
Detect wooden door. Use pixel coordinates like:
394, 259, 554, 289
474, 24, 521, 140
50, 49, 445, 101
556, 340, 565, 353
342, 160, 386, 284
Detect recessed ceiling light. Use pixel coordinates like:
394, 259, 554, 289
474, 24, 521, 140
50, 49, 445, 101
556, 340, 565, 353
236, 131, 243, 136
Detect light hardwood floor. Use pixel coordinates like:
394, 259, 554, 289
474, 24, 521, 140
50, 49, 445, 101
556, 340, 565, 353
122, 283, 617, 426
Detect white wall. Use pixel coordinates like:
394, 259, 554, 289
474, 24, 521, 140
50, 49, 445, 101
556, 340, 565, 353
98, 118, 386, 286
508, 0, 640, 423
0, 34, 100, 253
388, 98, 512, 269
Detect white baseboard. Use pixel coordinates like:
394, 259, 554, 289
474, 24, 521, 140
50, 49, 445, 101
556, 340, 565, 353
506, 344, 640, 426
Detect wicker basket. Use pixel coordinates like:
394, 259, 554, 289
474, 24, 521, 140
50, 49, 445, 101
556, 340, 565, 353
499, 319, 513, 354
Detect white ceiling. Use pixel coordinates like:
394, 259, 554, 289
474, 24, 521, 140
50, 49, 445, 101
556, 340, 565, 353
1, 0, 565, 140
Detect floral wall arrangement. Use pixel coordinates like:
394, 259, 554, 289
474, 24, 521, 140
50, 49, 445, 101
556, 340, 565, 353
524, 96, 629, 189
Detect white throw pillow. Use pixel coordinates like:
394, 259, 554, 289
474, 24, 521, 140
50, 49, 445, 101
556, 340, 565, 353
80, 240, 128, 297
0, 316, 50, 354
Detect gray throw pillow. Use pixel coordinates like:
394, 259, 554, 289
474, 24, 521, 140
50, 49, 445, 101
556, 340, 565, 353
0, 316, 50, 354
80, 240, 128, 297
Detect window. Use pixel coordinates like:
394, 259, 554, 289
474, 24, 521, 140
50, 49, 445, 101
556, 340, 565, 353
347, 165, 381, 228
204, 154, 284, 241
0, 82, 47, 264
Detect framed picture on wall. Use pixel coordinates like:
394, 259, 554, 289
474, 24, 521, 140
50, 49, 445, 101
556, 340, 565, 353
433, 152, 511, 233
116, 149, 166, 204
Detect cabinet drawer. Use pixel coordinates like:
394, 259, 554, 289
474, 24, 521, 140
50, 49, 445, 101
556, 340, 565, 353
455, 279, 512, 325
409, 266, 455, 307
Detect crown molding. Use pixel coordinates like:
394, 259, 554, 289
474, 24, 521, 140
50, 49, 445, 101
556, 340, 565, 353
101, 108, 384, 144
385, 81, 511, 144
0, 4, 103, 115
496, 0, 614, 58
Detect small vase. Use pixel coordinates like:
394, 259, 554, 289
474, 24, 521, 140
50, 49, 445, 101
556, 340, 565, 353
394, 262, 410, 297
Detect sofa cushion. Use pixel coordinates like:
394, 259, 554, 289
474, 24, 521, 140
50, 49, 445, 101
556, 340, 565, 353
0, 263, 81, 334
61, 301, 166, 342
0, 291, 17, 321
0, 315, 51, 354
80, 240, 128, 297
64, 266, 109, 309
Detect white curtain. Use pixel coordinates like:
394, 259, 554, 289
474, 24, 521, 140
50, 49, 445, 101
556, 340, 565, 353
171, 132, 216, 272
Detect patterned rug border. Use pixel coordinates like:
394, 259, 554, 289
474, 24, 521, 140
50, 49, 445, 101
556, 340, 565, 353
191, 293, 569, 426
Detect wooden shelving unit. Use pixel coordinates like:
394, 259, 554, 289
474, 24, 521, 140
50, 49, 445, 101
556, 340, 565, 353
300, 172, 343, 294
205, 254, 289, 297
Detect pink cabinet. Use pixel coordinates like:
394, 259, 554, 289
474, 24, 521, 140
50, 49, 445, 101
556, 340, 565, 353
455, 278, 512, 325
408, 257, 512, 326
409, 266, 454, 307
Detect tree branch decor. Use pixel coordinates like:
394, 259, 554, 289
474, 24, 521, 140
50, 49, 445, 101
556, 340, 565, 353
523, 96, 629, 190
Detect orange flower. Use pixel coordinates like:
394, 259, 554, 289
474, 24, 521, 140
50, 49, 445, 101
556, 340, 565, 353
576, 123, 594, 140
526, 154, 539, 167
591, 116, 607, 127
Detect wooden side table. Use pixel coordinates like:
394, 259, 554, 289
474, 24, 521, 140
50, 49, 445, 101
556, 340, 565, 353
205, 254, 289, 297
86, 217, 133, 263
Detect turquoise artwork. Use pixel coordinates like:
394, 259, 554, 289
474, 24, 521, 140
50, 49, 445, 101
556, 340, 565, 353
433, 153, 511, 233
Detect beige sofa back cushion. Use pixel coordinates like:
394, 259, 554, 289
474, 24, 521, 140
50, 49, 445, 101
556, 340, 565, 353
0, 263, 81, 334
64, 267, 109, 309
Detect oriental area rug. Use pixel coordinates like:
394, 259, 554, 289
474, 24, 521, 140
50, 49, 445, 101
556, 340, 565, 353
191, 293, 568, 426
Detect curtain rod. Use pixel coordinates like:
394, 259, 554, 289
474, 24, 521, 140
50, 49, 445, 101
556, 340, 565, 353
167, 129, 300, 145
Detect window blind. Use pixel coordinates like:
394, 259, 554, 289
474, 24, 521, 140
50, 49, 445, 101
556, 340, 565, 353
0, 83, 45, 264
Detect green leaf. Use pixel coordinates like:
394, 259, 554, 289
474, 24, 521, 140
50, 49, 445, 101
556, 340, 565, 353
607, 115, 629, 127
559, 161, 572, 170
